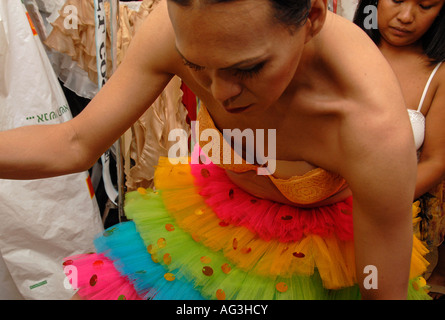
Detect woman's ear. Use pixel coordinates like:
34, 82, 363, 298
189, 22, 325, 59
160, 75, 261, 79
304, 0, 328, 43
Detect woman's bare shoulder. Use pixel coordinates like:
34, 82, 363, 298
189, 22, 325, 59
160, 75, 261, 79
125, 0, 181, 75
318, 13, 404, 114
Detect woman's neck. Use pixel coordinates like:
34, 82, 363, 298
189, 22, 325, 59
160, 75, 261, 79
378, 39, 424, 59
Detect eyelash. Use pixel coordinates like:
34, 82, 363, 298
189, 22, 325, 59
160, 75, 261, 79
392, 0, 434, 10
182, 59, 204, 71
183, 59, 265, 80
233, 62, 265, 80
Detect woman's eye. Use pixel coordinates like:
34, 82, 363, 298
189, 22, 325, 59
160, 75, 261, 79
233, 62, 265, 79
183, 59, 204, 71
419, 4, 433, 10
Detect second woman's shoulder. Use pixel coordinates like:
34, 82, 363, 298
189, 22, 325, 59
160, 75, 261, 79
433, 60, 445, 86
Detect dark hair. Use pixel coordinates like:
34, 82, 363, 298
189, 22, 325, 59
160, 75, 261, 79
169, 0, 311, 28
353, 0, 445, 63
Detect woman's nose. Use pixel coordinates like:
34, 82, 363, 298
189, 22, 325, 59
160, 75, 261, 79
209, 71, 243, 105
397, 4, 415, 24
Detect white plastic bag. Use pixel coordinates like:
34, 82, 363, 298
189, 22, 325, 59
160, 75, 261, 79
0, 0, 103, 300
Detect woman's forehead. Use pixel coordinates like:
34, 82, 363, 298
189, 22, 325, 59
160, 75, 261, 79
167, 0, 274, 30
168, 1, 280, 67
168, 0, 277, 46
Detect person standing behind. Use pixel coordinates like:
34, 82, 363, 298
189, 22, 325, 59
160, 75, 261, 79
354, 0, 445, 299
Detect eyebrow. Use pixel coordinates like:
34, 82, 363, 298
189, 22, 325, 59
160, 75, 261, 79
175, 46, 265, 70
421, 0, 442, 5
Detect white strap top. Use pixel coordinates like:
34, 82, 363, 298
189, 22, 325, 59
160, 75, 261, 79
408, 61, 442, 150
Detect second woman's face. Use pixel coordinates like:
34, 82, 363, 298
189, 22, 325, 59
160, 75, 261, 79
167, 0, 309, 115
378, 0, 444, 47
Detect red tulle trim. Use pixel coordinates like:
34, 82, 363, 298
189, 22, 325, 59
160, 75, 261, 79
63, 253, 143, 300
190, 160, 354, 243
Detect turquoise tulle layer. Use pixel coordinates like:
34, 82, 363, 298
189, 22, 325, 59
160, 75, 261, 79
95, 221, 204, 300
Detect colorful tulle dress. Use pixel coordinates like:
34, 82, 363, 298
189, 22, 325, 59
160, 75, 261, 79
63, 106, 431, 300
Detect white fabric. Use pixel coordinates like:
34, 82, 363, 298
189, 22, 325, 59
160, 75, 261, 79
408, 62, 442, 151
408, 108, 426, 151
0, 0, 103, 300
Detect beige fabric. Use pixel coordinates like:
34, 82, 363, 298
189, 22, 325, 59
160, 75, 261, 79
44, 0, 160, 84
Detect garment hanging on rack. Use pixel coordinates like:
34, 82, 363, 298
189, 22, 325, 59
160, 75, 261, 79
125, 76, 190, 190
44, 0, 189, 191
44, 0, 145, 85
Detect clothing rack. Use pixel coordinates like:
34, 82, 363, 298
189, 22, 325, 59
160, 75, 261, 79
93, 0, 126, 222
328, 0, 338, 13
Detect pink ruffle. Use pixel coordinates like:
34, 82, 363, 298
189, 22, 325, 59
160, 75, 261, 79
63, 253, 142, 300
190, 160, 354, 243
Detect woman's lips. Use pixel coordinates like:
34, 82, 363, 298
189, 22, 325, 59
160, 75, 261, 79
225, 104, 253, 114
390, 26, 412, 35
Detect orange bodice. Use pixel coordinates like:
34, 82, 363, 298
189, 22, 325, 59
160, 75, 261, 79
196, 105, 347, 205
